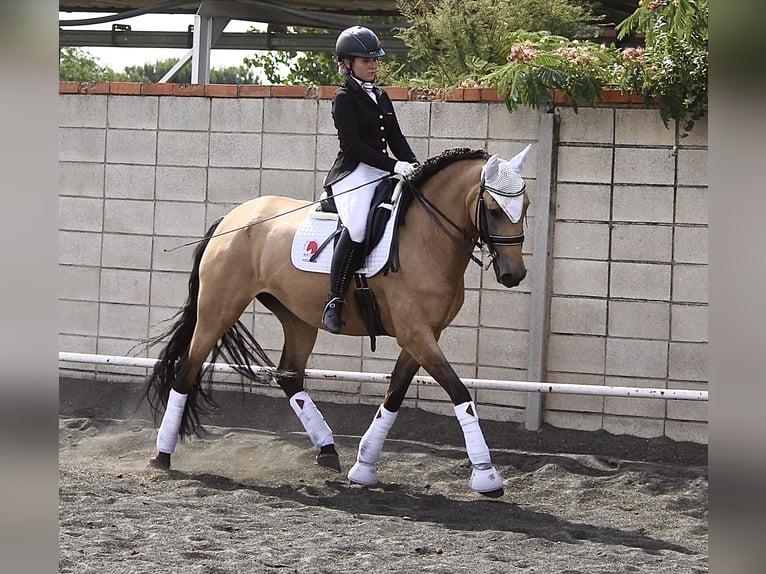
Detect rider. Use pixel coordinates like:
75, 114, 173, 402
322, 25, 419, 334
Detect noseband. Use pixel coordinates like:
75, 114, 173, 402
476, 176, 526, 258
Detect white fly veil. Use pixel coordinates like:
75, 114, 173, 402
480, 145, 531, 223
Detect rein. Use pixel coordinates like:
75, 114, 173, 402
403, 180, 484, 267
403, 175, 526, 269
163, 174, 391, 253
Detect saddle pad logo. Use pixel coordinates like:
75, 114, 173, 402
303, 239, 319, 261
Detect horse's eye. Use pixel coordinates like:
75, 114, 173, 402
488, 207, 503, 218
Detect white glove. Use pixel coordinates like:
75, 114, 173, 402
393, 161, 416, 177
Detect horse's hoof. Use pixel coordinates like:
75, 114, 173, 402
469, 466, 503, 495
479, 488, 505, 499
348, 461, 378, 486
149, 452, 171, 470
316, 444, 341, 473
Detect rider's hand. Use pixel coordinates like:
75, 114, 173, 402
394, 161, 417, 177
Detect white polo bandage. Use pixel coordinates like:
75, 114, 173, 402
454, 401, 492, 470
289, 391, 334, 448
356, 404, 398, 465
156, 389, 188, 454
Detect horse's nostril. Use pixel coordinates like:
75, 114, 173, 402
501, 269, 526, 287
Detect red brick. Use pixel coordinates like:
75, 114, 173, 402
481, 88, 502, 102
239, 85, 271, 98
381, 86, 409, 101
445, 88, 464, 101
173, 83, 206, 96
552, 90, 570, 104
109, 82, 142, 95
142, 83, 174, 95
599, 89, 630, 104
59, 81, 80, 94
630, 92, 658, 105
462, 88, 481, 102
204, 84, 238, 97
271, 85, 308, 97
316, 85, 338, 100
78, 82, 110, 94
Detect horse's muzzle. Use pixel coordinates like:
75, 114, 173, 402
494, 258, 526, 288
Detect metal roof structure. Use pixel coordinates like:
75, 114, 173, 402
59, 1, 408, 81
59, 1, 640, 83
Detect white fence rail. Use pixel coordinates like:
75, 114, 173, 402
59, 352, 708, 401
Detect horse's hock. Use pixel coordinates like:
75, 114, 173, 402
58, 82, 708, 444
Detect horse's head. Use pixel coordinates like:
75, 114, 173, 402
477, 145, 532, 288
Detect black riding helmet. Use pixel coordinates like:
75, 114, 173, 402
335, 26, 385, 59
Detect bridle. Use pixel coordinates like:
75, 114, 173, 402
403, 171, 526, 269
475, 173, 526, 260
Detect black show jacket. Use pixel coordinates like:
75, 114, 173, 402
325, 76, 417, 188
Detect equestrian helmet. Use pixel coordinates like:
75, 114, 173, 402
335, 26, 385, 59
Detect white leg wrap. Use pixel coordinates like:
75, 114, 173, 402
289, 391, 334, 448
454, 401, 503, 493
348, 404, 398, 486
356, 405, 398, 465
156, 389, 187, 454
454, 401, 492, 470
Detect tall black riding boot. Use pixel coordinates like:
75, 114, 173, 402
322, 228, 365, 334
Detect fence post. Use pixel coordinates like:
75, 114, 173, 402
525, 109, 559, 430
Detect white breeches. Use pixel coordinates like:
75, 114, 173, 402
331, 162, 389, 242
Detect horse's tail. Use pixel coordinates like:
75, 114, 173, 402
142, 216, 281, 439
142, 217, 222, 438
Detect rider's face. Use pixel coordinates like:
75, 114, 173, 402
349, 57, 379, 82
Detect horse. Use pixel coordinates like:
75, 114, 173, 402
144, 145, 532, 498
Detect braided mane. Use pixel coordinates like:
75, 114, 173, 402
398, 147, 489, 219
410, 147, 489, 188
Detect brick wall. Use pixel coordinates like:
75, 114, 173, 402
58, 82, 708, 443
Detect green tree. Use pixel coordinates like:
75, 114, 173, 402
245, 40, 340, 86
120, 58, 185, 83
119, 58, 258, 84
616, 0, 708, 133
59, 47, 119, 81
395, 0, 601, 87
243, 20, 420, 86
209, 64, 259, 84
474, 0, 707, 136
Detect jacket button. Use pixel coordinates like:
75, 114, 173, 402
381, 137, 386, 142
379, 115, 383, 119
380, 126, 385, 130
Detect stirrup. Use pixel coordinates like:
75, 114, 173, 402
322, 296, 346, 334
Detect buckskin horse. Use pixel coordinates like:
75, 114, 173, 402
144, 145, 532, 497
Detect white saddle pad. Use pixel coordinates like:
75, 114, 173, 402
290, 194, 403, 277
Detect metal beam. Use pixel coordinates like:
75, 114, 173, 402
191, 12, 231, 83
59, 29, 409, 53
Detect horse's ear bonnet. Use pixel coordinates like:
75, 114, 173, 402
481, 146, 531, 223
